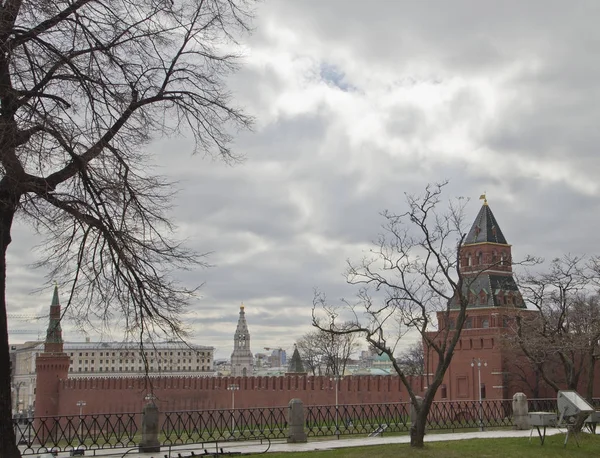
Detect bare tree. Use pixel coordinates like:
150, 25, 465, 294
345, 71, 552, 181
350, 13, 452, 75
296, 328, 359, 377
0, 1, 254, 456
295, 332, 323, 376
500, 351, 545, 398
313, 183, 479, 448
512, 256, 600, 401
397, 341, 424, 376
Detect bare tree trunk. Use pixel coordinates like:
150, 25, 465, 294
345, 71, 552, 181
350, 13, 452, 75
410, 398, 431, 448
0, 204, 19, 458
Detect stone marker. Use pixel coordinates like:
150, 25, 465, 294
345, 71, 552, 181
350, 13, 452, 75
287, 398, 307, 443
512, 392, 529, 430
139, 396, 160, 453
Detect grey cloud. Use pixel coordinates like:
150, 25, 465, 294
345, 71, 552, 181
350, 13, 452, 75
8, 1, 600, 361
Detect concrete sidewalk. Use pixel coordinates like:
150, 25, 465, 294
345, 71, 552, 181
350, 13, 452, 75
33, 428, 567, 458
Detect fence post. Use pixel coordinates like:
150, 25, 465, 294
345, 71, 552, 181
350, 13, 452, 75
287, 398, 307, 443
139, 394, 160, 453
512, 392, 529, 430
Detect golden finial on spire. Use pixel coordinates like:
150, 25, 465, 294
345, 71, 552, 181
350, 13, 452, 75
240, 301, 244, 310
479, 193, 488, 205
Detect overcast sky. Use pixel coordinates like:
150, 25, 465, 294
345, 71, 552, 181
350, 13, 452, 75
7, 1, 600, 359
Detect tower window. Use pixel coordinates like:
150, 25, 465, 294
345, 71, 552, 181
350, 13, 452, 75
477, 252, 483, 265
479, 291, 487, 305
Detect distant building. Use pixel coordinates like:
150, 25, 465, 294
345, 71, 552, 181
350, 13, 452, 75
266, 348, 286, 368
230, 304, 253, 376
253, 352, 268, 368
372, 353, 394, 372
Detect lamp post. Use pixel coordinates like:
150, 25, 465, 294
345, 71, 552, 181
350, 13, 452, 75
330, 375, 343, 435
227, 384, 239, 434
11, 381, 25, 415
76, 400, 86, 444
471, 358, 487, 431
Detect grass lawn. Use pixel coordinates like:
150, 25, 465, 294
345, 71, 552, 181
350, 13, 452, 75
265, 433, 600, 457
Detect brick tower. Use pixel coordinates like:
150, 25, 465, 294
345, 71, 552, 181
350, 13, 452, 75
35, 285, 70, 418
426, 196, 535, 401
230, 304, 253, 376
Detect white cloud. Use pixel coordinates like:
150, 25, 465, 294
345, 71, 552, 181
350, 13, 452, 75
8, 1, 600, 359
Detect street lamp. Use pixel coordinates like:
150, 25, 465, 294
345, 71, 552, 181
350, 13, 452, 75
329, 375, 343, 435
227, 384, 239, 434
12, 381, 25, 415
471, 358, 487, 431
76, 400, 86, 444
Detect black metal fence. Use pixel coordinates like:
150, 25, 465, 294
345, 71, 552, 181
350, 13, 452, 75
15, 412, 142, 455
161, 406, 288, 445
304, 399, 514, 437
13, 397, 600, 455
305, 402, 410, 437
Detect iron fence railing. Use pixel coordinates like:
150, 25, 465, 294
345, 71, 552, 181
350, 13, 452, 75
13, 397, 600, 454
161, 406, 288, 445
305, 402, 410, 436
15, 412, 141, 455
528, 398, 558, 413
426, 399, 514, 430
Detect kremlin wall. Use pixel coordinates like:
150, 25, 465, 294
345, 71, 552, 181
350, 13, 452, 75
44, 374, 423, 416
29, 199, 600, 418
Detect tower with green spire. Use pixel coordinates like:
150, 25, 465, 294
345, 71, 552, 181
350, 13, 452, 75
44, 284, 64, 353
35, 286, 70, 422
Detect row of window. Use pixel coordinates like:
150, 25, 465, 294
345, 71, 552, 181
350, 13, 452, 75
462, 251, 510, 267
68, 365, 211, 373
70, 350, 210, 358
71, 358, 210, 365
468, 291, 521, 306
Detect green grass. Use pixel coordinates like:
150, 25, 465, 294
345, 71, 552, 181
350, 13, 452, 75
264, 434, 600, 458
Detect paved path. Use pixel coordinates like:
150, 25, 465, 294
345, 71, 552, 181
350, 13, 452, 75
33, 428, 567, 458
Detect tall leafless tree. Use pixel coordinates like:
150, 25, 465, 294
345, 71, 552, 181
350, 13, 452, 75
0, 1, 254, 456
511, 256, 600, 401
312, 183, 479, 448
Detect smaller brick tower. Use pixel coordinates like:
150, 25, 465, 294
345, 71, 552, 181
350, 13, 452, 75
230, 304, 253, 376
35, 285, 70, 418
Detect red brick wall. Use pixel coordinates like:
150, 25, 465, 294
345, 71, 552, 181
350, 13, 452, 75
54, 375, 424, 415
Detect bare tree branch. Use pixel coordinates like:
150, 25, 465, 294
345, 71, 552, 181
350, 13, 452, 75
0, 1, 255, 456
